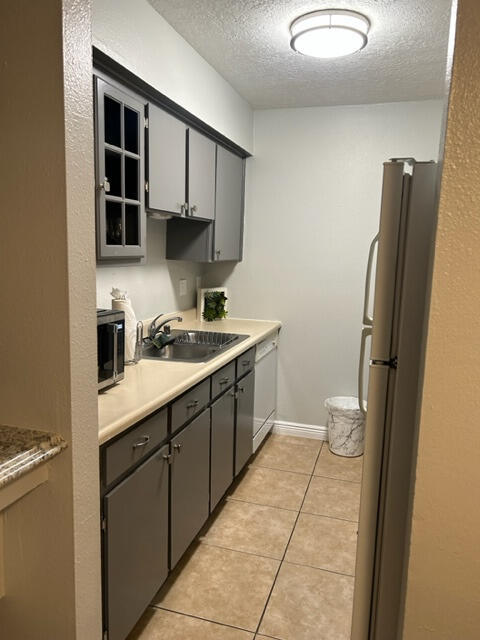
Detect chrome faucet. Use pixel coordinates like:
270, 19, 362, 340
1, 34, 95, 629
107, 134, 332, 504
149, 314, 183, 342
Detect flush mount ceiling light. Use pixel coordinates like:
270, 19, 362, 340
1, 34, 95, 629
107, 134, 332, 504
290, 9, 370, 59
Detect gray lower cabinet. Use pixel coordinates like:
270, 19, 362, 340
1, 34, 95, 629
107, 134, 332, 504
146, 104, 187, 215
235, 369, 255, 476
170, 409, 210, 568
210, 390, 235, 511
103, 444, 169, 640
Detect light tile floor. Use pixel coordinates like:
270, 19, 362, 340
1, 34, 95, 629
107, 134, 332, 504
128, 434, 363, 640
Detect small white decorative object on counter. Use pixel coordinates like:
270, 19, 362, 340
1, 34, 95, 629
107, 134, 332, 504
325, 396, 365, 457
111, 287, 137, 364
197, 287, 229, 322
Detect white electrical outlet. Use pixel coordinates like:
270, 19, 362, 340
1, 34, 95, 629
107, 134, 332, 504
179, 279, 187, 296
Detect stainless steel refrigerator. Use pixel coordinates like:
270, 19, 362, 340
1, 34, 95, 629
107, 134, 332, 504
351, 158, 439, 640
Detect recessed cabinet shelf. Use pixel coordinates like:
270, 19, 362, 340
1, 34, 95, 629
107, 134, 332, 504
166, 145, 245, 262
95, 77, 146, 260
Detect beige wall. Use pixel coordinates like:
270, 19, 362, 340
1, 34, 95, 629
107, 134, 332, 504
0, 1, 101, 637
402, 1, 480, 638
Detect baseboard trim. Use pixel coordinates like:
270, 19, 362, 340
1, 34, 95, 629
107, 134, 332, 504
272, 420, 328, 441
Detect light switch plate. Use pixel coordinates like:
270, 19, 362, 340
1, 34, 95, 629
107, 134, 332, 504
179, 279, 187, 296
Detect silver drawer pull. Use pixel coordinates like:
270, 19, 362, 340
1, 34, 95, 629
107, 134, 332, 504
133, 435, 150, 449
173, 443, 183, 453
219, 377, 230, 385
186, 399, 199, 409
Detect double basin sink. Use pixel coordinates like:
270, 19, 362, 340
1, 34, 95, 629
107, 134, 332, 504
142, 329, 249, 363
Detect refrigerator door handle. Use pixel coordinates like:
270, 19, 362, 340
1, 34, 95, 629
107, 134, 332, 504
358, 327, 372, 416
363, 233, 379, 326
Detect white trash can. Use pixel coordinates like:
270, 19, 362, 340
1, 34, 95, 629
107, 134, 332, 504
325, 396, 365, 457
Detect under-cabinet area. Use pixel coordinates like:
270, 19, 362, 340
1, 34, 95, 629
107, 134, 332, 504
99, 322, 279, 640
93, 55, 246, 264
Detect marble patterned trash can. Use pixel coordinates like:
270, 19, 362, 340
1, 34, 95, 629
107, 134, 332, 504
325, 396, 365, 457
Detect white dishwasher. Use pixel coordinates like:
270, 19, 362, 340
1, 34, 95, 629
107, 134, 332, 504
253, 333, 278, 452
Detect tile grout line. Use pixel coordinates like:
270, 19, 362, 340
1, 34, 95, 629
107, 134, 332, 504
149, 604, 255, 635
226, 496, 302, 513
300, 508, 359, 524
200, 537, 356, 578
253, 440, 325, 636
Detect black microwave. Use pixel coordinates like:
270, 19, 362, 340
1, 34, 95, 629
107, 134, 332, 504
97, 309, 125, 391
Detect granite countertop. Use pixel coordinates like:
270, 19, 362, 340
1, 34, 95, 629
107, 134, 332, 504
0, 425, 67, 489
98, 311, 281, 445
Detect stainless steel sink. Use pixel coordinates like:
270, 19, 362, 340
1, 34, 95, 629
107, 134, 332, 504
142, 329, 249, 363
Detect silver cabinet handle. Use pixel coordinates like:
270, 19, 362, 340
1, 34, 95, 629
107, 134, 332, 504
238, 386, 245, 393
215, 249, 221, 260
133, 435, 150, 449
186, 399, 199, 409
219, 377, 230, 385
180, 202, 188, 215
100, 177, 111, 193
358, 327, 372, 416
173, 443, 182, 453
363, 233, 379, 327
190, 205, 197, 215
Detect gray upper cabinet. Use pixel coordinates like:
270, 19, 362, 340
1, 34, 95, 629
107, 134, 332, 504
146, 104, 187, 216
214, 146, 245, 261
187, 129, 216, 220
95, 77, 146, 260
104, 445, 169, 640
165, 145, 245, 262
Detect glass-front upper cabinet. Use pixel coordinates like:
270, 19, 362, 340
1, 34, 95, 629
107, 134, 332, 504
94, 77, 146, 260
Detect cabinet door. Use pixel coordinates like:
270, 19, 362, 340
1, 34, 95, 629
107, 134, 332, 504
171, 409, 210, 568
235, 369, 255, 476
95, 77, 146, 259
147, 104, 187, 215
188, 129, 216, 220
215, 146, 245, 261
211, 391, 235, 511
104, 445, 169, 640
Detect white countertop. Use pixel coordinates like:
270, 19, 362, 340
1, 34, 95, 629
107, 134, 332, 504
98, 311, 281, 445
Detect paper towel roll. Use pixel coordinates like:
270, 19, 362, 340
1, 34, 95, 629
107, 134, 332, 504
111, 290, 137, 363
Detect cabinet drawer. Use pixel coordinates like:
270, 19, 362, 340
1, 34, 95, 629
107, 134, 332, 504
104, 408, 168, 487
171, 378, 210, 433
211, 361, 236, 399
236, 347, 255, 378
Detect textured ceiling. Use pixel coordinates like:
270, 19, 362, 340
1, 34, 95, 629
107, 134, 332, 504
148, 0, 452, 109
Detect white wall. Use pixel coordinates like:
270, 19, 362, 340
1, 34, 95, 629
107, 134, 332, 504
97, 219, 202, 317
205, 100, 444, 427
92, 0, 253, 152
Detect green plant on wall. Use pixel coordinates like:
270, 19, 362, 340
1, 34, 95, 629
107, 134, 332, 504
203, 291, 228, 321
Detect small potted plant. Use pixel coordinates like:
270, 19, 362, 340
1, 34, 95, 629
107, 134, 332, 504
199, 289, 228, 321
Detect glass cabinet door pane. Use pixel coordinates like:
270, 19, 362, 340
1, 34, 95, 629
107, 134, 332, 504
104, 96, 121, 148
124, 107, 139, 154
105, 150, 122, 197
125, 205, 139, 245
124, 156, 139, 201
106, 201, 122, 245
